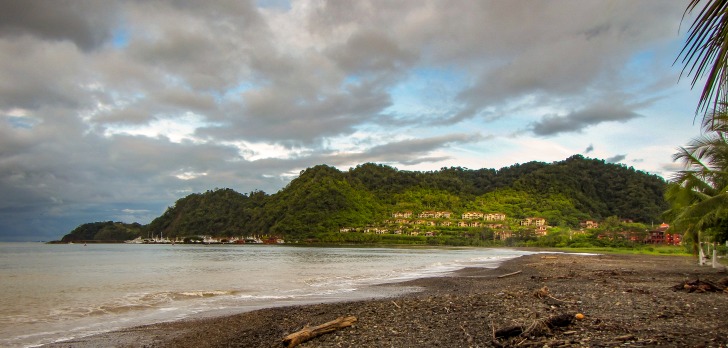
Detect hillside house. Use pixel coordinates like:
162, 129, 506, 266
392, 211, 413, 218
647, 230, 682, 245
365, 227, 388, 234
418, 211, 435, 218
646, 223, 681, 245
521, 217, 546, 226
484, 213, 506, 221
462, 212, 484, 220
535, 225, 548, 236
418, 211, 452, 219
580, 220, 599, 229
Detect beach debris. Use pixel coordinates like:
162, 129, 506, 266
575, 313, 585, 320
672, 278, 727, 293
494, 312, 576, 339
615, 334, 637, 341
534, 286, 578, 304
282, 315, 357, 348
497, 270, 522, 278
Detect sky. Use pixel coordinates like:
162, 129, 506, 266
0, 0, 708, 241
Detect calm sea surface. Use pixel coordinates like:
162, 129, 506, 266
0, 243, 532, 347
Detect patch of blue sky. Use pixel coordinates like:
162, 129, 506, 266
214, 81, 256, 102
111, 26, 130, 48
3, 107, 38, 129
620, 50, 674, 95
256, 0, 291, 11
5, 116, 39, 129
385, 67, 467, 121
343, 74, 362, 86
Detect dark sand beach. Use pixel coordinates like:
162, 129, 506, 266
46, 252, 728, 347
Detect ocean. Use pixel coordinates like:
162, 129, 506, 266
0, 243, 532, 347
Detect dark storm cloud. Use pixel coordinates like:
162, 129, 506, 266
0, 38, 91, 110
228, 133, 485, 176
607, 154, 627, 163
584, 144, 594, 154
201, 81, 393, 146
93, 89, 218, 125
320, 133, 486, 166
529, 102, 642, 136
122, 0, 266, 92
326, 30, 417, 75
0, 0, 118, 51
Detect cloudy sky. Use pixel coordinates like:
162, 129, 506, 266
0, 0, 706, 241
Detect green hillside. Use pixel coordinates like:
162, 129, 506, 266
62, 155, 669, 244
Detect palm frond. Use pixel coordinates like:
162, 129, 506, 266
678, 0, 728, 119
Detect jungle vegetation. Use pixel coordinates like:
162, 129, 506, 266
62, 155, 670, 248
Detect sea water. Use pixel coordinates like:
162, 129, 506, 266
0, 243, 532, 347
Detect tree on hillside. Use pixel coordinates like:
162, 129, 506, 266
664, 110, 728, 266
679, 0, 728, 119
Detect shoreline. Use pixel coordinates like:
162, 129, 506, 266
45, 252, 727, 347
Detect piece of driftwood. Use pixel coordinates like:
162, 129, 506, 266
672, 278, 727, 293
282, 316, 357, 348
495, 313, 575, 339
497, 270, 522, 278
534, 286, 578, 304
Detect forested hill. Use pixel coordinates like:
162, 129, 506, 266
62, 155, 669, 241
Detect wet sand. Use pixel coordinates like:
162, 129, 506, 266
46, 252, 728, 347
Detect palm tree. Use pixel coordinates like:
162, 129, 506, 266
665, 109, 728, 265
678, 0, 728, 119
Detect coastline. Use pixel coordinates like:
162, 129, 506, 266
45, 252, 728, 347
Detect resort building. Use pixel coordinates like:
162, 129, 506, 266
392, 211, 413, 218
462, 211, 484, 220
521, 217, 547, 226
646, 223, 682, 245
580, 220, 599, 229
484, 213, 506, 221
418, 211, 452, 219
534, 225, 548, 236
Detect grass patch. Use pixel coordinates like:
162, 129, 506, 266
557, 245, 691, 256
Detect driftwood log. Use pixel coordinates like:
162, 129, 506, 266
673, 278, 727, 293
497, 270, 522, 278
495, 313, 575, 339
282, 316, 357, 348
